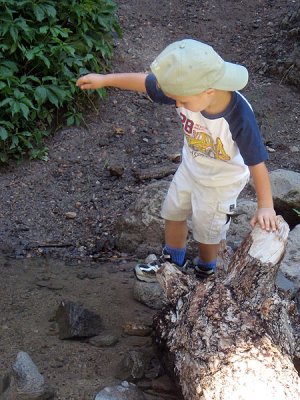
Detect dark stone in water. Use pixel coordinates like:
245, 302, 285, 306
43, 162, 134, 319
55, 300, 102, 339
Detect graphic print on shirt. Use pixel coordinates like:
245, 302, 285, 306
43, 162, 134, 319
180, 112, 231, 162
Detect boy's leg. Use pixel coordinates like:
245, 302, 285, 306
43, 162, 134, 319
134, 220, 189, 283
194, 242, 219, 278
163, 219, 188, 267
160, 164, 192, 268
164, 220, 188, 248
198, 242, 220, 263
192, 177, 249, 278
135, 164, 192, 282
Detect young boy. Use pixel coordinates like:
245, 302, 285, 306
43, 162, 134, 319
76, 39, 277, 282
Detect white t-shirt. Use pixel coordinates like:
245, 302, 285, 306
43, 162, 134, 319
177, 106, 250, 186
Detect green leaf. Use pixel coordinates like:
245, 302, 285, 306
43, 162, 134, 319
9, 26, 18, 43
34, 86, 47, 105
9, 42, 18, 54
44, 5, 57, 18
0, 44, 10, 52
10, 135, 19, 149
21, 97, 34, 108
24, 48, 37, 61
33, 5, 46, 22
46, 88, 58, 107
39, 26, 49, 34
0, 66, 13, 78
20, 103, 30, 119
0, 120, 14, 129
37, 53, 51, 68
11, 100, 21, 116
50, 26, 70, 38
0, 152, 8, 163
0, 98, 13, 108
20, 75, 41, 84
48, 85, 66, 101
67, 115, 74, 126
0, 127, 8, 141
13, 89, 25, 100
42, 76, 58, 83
1, 60, 19, 72
293, 209, 300, 217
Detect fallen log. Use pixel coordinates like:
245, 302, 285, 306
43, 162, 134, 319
154, 216, 300, 400
132, 163, 178, 181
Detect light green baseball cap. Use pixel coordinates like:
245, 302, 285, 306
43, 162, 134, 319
150, 39, 248, 96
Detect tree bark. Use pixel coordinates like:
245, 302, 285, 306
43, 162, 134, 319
154, 216, 300, 400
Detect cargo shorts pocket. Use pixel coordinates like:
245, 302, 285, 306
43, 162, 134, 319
210, 201, 236, 238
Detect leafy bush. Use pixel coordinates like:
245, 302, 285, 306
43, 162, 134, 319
0, 0, 121, 163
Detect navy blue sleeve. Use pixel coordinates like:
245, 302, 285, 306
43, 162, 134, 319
145, 73, 176, 105
227, 94, 268, 166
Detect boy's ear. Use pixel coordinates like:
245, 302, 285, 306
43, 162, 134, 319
206, 88, 215, 95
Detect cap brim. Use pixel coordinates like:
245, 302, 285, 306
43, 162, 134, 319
212, 62, 249, 91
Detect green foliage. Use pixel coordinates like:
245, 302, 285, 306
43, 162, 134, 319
293, 209, 300, 217
0, 0, 121, 163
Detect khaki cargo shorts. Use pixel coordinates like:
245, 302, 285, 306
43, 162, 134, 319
161, 163, 249, 244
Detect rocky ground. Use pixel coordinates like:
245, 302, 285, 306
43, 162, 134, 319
0, 1, 299, 399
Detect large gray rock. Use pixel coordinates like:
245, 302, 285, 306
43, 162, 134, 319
279, 224, 300, 289
115, 181, 170, 257
249, 169, 300, 228
268, 169, 300, 198
133, 279, 166, 310
276, 270, 297, 294
95, 381, 146, 400
227, 199, 257, 246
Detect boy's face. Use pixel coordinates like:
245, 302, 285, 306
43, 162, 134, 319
166, 90, 214, 113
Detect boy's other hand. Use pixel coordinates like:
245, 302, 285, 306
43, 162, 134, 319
76, 74, 106, 90
250, 207, 278, 232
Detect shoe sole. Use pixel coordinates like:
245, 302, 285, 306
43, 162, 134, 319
134, 266, 159, 283
194, 271, 215, 279
134, 270, 158, 283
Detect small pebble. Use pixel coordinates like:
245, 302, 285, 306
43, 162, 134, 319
65, 212, 77, 219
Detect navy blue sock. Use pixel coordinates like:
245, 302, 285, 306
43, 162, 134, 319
197, 258, 217, 272
164, 244, 186, 267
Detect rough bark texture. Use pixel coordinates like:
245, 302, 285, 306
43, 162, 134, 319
132, 164, 178, 181
154, 216, 300, 400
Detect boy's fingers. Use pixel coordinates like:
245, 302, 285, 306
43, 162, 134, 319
264, 218, 270, 231
271, 217, 278, 231
258, 216, 265, 230
250, 216, 256, 228
76, 78, 87, 86
251, 211, 278, 232
76, 81, 92, 90
80, 85, 91, 90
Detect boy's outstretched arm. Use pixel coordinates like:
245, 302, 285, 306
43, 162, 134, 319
76, 73, 147, 92
249, 162, 277, 231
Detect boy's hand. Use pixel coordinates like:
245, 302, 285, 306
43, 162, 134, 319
250, 207, 278, 232
76, 74, 106, 90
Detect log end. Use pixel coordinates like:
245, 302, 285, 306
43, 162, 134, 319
249, 215, 290, 265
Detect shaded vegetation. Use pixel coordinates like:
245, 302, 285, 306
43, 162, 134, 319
0, 0, 121, 163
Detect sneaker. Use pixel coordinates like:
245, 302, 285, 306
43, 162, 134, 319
193, 257, 215, 279
134, 249, 191, 283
